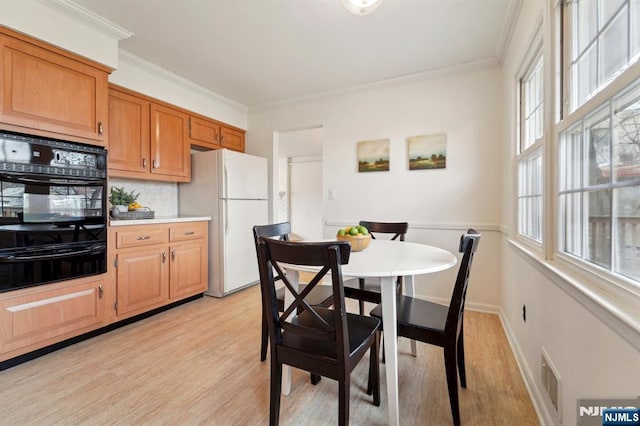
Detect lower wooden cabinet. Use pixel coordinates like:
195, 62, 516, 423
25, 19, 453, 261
111, 221, 208, 319
0, 221, 208, 364
0, 277, 107, 361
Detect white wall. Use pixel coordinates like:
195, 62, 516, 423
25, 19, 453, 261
501, 1, 640, 425
248, 68, 504, 308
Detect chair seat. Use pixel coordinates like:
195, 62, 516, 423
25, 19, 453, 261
370, 295, 448, 346
281, 307, 381, 362
276, 284, 334, 311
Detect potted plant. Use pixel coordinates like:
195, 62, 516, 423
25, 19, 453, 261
109, 186, 139, 213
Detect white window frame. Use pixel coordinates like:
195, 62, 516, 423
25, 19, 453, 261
554, 0, 640, 295
516, 31, 546, 248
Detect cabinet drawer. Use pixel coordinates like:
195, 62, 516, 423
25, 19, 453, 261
0, 279, 106, 355
170, 222, 207, 242
116, 226, 168, 249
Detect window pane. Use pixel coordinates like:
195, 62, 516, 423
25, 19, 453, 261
522, 55, 543, 151
576, 44, 598, 107
577, 0, 598, 53
560, 124, 583, 191
585, 107, 611, 186
560, 192, 583, 256
518, 149, 543, 241
632, 0, 640, 59
613, 84, 640, 183
614, 186, 640, 281
586, 190, 612, 268
599, 0, 626, 29
600, 8, 628, 83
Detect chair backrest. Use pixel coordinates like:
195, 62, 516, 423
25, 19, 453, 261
359, 221, 408, 241
445, 229, 481, 339
256, 238, 352, 360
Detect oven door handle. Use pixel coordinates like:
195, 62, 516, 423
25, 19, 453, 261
0, 172, 103, 186
0, 244, 105, 263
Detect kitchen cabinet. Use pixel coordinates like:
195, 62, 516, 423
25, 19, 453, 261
108, 87, 150, 176
188, 114, 245, 152
0, 27, 110, 146
108, 85, 190, 182
111, 221, 208, 319
0, 277, 107, 361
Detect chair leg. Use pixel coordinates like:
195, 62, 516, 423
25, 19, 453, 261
444, 347, 461, 426
270, 359, 282, 426
358, 300, 365, 316
310, 373, 322, 385
367, 333, 381, 406
457, 331, 467, 388
338, 377, 350, 426
261, 309, 268, 362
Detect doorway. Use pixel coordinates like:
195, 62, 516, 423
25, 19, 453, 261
275, 127, 323, 240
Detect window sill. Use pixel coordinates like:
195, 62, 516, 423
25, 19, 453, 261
507, 238, 640, 351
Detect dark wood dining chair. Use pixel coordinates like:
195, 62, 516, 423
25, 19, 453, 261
253, 223, 334, 362
370, 229, 481, 426
343, 221, 409, 314
257, 238, 381, 426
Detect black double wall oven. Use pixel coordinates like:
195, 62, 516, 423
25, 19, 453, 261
0, 131, 107, 292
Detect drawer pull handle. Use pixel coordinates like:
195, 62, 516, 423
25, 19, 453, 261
137, 236, 151, 240
184, 231, 195, 235
171, 249, 176, 261
143, 158, 147, 168
162, 251, 166, 263
98, 284, 103, 299
98, 121, 104, 136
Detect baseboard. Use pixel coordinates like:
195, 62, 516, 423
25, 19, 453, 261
497, 308, 555, 425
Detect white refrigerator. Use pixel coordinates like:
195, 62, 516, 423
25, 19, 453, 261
178, 149, 268, 297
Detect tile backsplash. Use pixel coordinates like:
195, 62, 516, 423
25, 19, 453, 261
109, 178, 178, 217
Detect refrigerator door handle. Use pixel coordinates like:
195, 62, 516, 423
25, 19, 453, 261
225, 198, 229, 236
223, 158, 229, 200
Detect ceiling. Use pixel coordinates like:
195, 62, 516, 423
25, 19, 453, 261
72, 0, 520, 109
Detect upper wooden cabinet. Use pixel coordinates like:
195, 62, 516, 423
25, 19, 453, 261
151, 103, 190, 180
108, 85, 190, 182
188, 114, 245, 152
108, 87, 150, 176
0, 27, 110, 146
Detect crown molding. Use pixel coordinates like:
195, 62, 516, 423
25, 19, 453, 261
495, 0, 523, 66
250, 57, 500, 112
35, 0, 133, 40
118, 49, 248, 113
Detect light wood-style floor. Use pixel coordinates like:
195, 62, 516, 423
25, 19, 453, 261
0, 285, 539, 425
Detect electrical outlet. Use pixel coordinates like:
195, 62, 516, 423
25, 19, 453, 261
522, 304, 526, 322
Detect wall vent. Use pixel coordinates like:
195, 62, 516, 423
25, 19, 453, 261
541, 348, 562, 422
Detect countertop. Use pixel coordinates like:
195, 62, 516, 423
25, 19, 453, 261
109, 216, 211, 226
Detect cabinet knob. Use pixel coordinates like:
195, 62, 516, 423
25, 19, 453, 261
98, 284, 103, 299
98, 121, 104, 136
142, 158, 147, 168
171, 249, 176, 261
153, 160, 158, 169
162, 251, 166, 263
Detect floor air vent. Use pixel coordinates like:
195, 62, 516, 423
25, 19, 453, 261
541, 348, 561, 421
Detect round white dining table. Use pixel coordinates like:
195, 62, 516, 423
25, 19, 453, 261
282, 239, 458, 426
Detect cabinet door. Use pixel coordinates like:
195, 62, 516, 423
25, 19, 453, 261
0, 279, 106, 356
220, 126, 245, 152
150, 104, 190, 181
0, 31, 108, 145
108, 88, 150, 175
116, 248, 169, 316
170, 242, 207, 299
189, 116, 221, 149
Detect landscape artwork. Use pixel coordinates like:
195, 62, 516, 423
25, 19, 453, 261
408, 133, 447, 170
358, 139, 390, 172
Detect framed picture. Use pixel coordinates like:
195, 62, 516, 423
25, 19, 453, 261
357, 139, 390, 172
408, 133, 447, 170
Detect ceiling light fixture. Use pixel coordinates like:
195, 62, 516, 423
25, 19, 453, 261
342, 0, 383, 16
